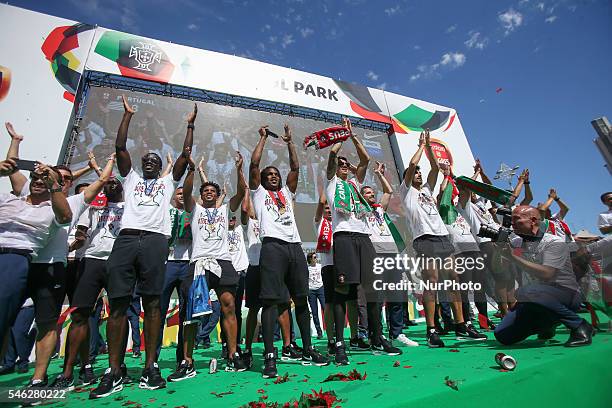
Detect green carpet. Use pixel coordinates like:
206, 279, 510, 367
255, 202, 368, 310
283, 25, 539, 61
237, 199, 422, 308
1, 315, 611, 408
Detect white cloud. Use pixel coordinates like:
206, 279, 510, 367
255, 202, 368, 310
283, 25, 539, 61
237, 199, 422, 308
262, 24, 271, 31
545, 15, 557, 23
446, 24, 457, 33
281, 34, 295, 49
268, 36, 278, 44
498, 8, 523, 35
366, 71, 379, 81
410, 74, 421, 82
518, 0, 530, 5
410, 51, 466, 81
440, 52, 466, 68
413, 45, 421, 50
384, 5, 400, 16
537, 2, 545, 11
300, 27, 314, 38
377, 82, 387, 90
464, 31, 488, 50
187, 23, 199, 30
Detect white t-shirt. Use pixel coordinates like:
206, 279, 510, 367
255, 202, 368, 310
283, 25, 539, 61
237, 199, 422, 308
597, 209, 612, 234
80, 202, 124, 260
0, 193, 59, 254
34, 193, 89, 265
251, 185, 301, 243
120, 169, 177, 237
365, 206, 396, 253
400, 182, 447, 241
246, 218, 261, 266
325, 175, 370, 235
228, 224, 249, 272
190, 203, 230, 262
314, 219, 333, 267
445, 213, 480, 255
168, 207, 192, 261
458, 199, 494, 244
67, 225, 88, 260
308, 263, 323, 290
510, 233, 579, 291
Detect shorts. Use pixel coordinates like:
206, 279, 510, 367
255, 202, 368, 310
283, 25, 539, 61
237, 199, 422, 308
259, 238, 308, 304
413, 234, 454, 259
65, 258, 82, 304
106, 231, 169, 299
28, 262, 67, 326
321, 265, 336, 304
245, 264, 262, 309
0, 252, 30, 338
71, 257, 108, 310
333, 232, 376, 285
188, 259, 238, 297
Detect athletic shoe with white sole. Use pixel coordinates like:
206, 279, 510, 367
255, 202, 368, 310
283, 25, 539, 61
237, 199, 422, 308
139, 362, 166, 390
395, 334, 419, 347
167, 360, 196, 382
89, 368, 123, 399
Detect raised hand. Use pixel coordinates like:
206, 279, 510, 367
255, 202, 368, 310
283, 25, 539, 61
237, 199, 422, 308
198, 156, 205, 173
518, 168, 529, 181
441, 164, 451, 177
5, 122, 23, 141
473, 158, 482, 173
374, 160, 385, 176
122, 95, 135, 114
343, 117, 353, 137
87, 151, 99, 170
187, 103, 198, 124
166, 152, 173, 165
523, 169, 530, 182
235, 151, 244, 169
548, 188, 557, 199
258, 125, 268, 138
37, 164, 59, 188
281, 124, 292, 143
424, 128, 431, 145
0, 158, 17, 176
418, 132, 425, 146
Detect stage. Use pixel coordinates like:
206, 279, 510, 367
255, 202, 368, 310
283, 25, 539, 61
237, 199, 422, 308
1, 313, 610, 407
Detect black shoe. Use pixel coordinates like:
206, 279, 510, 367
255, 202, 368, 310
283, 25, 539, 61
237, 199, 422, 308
167, 360, 196, 382
537, 325, 557, 340
327, 340, 336, 355
301, 346, 329, 366
89, 368, 123, 399
334, 342, 349, 366
0, 365, 15, 375
349, 336, 370, 350
139, 362, 166, 390
456, 323, 487, 341
79, 363, 97, 386
226, 352, 247, 372
132, 350, 141, 358
221, 343, 228, 359
51, 352, 59, 360
50, 374, 75, 391
371, 337, 402, 356
565, 320, 595, 347
405, 320, 418, 327
20, 376, 49, 407
16, 363, 29, 374
426, 329, 445, 348
262, 350, 278, 379
290, 341, 303, 353
242, 349, 253, 370
281, 344, 302, 361
120, 363, 132, 385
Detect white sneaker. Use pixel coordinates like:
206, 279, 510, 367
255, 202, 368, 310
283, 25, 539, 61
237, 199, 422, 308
396, 334, 419, 347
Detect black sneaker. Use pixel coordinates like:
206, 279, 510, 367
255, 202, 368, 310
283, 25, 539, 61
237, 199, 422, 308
167, 360, 196, 382
221, 343, 228, 359
132, 350, 141, 358
456, 323, 487, 341
371, 337, 402, 356
20, 376, 48, 407
79, 363, 97, 386
226, 352, 247, 372
50, 374, 75, 391
334, 342, 349, 366
89, 368, 123, 399
242, 349, 253, 370
327, 340, 336, 355
262, 350, 278, 379
349, 336, 370, 350
281, 344, 302, 361
290, 341, 303, 353
139, 362, 166, 390
301, 346, 329, 366
426, 329, 445, 348
120, 363, 132, 385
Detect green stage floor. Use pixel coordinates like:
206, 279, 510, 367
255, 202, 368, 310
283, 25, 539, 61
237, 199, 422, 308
1, 313, 611, 408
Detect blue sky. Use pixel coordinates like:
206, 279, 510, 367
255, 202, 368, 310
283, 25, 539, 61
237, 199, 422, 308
12, 0, 612, 233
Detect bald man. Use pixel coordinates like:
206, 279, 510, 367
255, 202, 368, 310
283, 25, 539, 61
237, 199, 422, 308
494, 206, 594, 347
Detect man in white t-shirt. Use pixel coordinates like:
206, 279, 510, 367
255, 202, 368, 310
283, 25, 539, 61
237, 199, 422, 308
250, 124, 328, 378
91, 97, 196, 398
306, 253, 324, 339
597, 192, 612, 235
177, 151, 247, 377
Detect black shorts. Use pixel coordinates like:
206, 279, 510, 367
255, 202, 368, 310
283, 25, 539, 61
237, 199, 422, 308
65, 258, 81, 304
28, 262, 67, 326
321, 265, 336, 304
188, 259, 238, 297
413, 234, 454, 259
245, 265, 262, 309
71, 257, 108, 310
259, 238, 308, 304
332, 232, 376, 285
106, 231, 169, 299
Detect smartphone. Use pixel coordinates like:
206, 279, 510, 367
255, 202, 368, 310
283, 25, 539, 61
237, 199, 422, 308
12, 159, 38, 172
265, 129, 279, 138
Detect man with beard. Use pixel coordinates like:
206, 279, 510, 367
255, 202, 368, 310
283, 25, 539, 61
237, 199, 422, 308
175, 151, 247, 376
90, 96, 196, 398
250, 124, 328, 378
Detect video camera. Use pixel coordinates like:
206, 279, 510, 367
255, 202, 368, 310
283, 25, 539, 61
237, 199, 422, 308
478, 206, 513, 243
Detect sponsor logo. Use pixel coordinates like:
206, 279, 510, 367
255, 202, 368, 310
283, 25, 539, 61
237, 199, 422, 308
276, 79, 338, 101
425, 138, 454, 169
129, 42, 162, 72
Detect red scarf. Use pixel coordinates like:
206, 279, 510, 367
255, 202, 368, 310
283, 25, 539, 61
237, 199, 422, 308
267, 189, 286, 210
316, 218, 333, 253
547, 218, 571, 237
303, 126, 351, 150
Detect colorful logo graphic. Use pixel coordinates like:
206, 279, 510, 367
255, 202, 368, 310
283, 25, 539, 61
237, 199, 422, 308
95, 31, 174, 83
0, 65, 11, 102
425, 138, 454, 169
41, 23, 95, 103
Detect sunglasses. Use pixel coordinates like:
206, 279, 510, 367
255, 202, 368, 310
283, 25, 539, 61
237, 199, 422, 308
338, 161, 349, 168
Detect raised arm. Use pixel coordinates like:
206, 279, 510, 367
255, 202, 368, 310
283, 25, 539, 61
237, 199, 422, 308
326, 140, 343, 181
161, 152, 173, 177
182, 155, 196, 213
87, 152, 103, 177
240, 188, 254, 225
249, 126, 268, 189
346, 118, 370, 184
39, 164, 72, 224
555, 195, 570, 220
229, 152, 246, 212
197, 156, 208, 184
172, 103, 197, 181
5, 122, 28, 195
423, 129, 440, 189
116, 96, 134, 177
519, 170, 533, 205
476, 159, 493, 185
282, 124, 299, 194
71, 163, 94, 181
507, 169, 527, 206
374, 161, 393, 211
403, 132, 425, 187
82, 154, 116, 204
436, 169, 450, 209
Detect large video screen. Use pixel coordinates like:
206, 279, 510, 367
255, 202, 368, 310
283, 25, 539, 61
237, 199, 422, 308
72, 87, 409, 244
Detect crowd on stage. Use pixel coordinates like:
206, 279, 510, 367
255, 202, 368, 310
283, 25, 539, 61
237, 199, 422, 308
0, 95, 610, 404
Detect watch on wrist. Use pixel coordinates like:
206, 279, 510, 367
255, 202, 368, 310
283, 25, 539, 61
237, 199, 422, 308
187, 123, 195, 129
49, 187, 63, 193
188, 165, 196, 172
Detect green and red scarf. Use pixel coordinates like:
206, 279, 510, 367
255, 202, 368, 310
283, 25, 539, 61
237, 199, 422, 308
334, 178, 371, 219
169, 208, 191, 247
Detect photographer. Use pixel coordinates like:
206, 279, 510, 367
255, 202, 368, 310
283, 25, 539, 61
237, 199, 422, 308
493, 206, 594, 347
